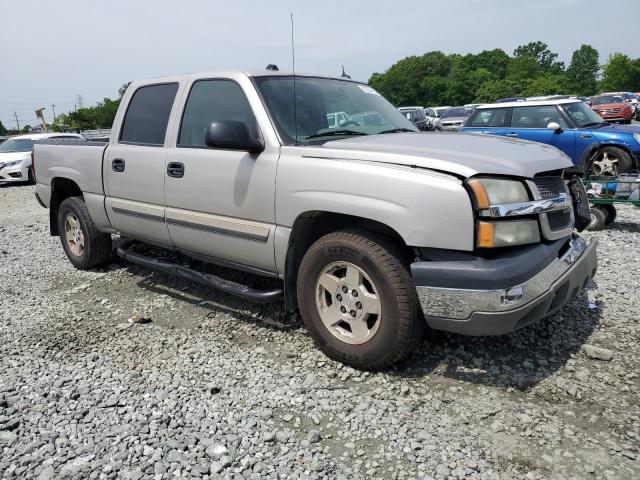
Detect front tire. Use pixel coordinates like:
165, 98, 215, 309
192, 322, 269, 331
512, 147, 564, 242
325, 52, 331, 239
58, 196, 112, 270
297, 229, 424, 370
587, 206, 607, 231
589, 147, 633, 176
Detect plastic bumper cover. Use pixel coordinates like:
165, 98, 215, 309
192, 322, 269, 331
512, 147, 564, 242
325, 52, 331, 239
413, 235, 598, 335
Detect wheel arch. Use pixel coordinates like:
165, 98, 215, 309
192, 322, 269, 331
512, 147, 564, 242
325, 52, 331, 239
584, 143, 637, 173
283, 210, 413, 311
49, 177, 83, 236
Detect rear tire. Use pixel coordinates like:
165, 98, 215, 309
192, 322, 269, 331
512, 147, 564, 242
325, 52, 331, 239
601, 205, 617, 225
58, 196, 112, 270
297, 229, 424, 370
587, 206, 607, 231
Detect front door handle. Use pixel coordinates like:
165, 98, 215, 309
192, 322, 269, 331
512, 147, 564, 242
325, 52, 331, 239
506, 132, 518, 137
167, 162, 184, 178
112, 158, 125, 172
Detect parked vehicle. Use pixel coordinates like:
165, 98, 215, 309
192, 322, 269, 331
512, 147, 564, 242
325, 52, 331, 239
33, 70, 597, 369
0, 133, 83, 184
494, 97, 526, 103
590, 94, 634, 124
0, 136, 7, 145
398, 107, 429, 131
434, 106, 475, 131
423, 106, 450, 130
461, 98, 640, 176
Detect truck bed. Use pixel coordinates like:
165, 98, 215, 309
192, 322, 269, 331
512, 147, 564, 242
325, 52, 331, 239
33, 138, 108, 196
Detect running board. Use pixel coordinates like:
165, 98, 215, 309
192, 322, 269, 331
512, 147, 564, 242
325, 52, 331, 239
116, 246, 283, 304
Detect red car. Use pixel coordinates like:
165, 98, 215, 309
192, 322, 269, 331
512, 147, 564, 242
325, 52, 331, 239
590, 94, 634, 124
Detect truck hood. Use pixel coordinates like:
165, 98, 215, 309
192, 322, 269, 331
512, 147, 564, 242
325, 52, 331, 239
321, 132, 572, 178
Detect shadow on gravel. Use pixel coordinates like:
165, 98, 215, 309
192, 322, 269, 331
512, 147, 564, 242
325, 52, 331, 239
391, 283, 603, 390
607, 221, 640, 234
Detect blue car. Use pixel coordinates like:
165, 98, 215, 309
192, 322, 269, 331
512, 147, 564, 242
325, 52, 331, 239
461, 99, 640, 176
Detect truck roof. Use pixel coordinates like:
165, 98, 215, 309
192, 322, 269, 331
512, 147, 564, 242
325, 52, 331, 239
135, 69, 362, 85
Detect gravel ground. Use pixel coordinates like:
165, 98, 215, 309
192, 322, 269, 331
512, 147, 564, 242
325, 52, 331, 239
0, 184, 638, 480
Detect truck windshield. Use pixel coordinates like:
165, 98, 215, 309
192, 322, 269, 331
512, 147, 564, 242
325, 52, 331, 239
0, 138, 35, 153
253, 76, 417, 144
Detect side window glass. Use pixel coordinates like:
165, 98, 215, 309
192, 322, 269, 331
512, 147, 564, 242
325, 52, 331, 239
179, 80, 256, 148
469, 109, 508, 127
512, 106, 568, 129
120, 83, 178, 145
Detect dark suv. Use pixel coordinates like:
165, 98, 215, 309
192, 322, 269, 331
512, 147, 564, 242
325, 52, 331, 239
398, 107, 429, 131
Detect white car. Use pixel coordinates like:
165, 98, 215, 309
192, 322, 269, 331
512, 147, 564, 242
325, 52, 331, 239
0, 133, 84, 184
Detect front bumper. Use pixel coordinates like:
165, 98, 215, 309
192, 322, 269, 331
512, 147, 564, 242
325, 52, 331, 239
413, 235, 598, 335
0, 163, 28, 183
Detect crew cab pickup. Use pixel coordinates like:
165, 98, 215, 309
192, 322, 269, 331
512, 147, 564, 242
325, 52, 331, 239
33, 70, 598, 369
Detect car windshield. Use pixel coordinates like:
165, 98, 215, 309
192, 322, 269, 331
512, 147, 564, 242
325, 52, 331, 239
593, 95, 624, 105
441, 107, 472, 118
253, 76, 417, 144
561, 102, 606, 127
0, 138, 35, 153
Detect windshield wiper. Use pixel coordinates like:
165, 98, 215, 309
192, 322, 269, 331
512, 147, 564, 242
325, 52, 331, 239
305, 129, 369, 140
378, 128, 416, 134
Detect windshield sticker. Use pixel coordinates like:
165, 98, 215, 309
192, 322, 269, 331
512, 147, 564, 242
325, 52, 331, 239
358, 85, 381, 96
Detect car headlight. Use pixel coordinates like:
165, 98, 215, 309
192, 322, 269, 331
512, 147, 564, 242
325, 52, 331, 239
634, 133, 640, 145
0, 160, 22, 170
467, 177, 530, 208
477, 220, 540, 248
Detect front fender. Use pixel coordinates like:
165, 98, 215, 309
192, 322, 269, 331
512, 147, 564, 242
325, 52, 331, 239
275, 155, 475, 251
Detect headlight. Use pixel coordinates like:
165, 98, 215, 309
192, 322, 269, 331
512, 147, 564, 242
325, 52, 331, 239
634, 133, 640, 145
467, 178, 530, 208
5, 160, 22, 167
477, 220, 540, 248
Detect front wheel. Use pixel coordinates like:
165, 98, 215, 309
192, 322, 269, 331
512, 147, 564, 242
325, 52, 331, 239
589, 147, 632, 176
296, 229, 424, 370
587, 206, 608, 231
58, 196, 112, 270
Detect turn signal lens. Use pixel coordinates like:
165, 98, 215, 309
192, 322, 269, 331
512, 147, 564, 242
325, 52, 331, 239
477, 220, 540, 248
468, 179, 490, 208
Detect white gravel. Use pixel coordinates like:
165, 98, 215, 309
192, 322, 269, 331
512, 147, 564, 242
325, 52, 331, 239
1, 184, 639, 479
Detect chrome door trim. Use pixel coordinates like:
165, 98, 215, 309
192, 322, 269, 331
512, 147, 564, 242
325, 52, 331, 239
165, 207, 270, 242
111, 198, 165, 222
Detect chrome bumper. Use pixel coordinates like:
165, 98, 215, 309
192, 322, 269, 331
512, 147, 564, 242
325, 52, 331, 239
415, 235, 598, 335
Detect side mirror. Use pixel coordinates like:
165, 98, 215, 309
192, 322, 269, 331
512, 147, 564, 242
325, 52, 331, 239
547, 122, 562, 132
204, 121, 264, 153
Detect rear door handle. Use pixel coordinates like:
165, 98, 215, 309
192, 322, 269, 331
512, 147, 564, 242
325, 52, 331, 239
112, 158, 125, 172
167, 162, 184, 178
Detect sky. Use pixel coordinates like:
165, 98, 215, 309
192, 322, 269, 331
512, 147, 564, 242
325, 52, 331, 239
1, 0, 639, 130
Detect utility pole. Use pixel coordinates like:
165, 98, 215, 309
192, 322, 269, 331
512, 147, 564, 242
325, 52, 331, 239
76, 95, 84, 109
51, 104, 56, 123
13, 111, 20, 131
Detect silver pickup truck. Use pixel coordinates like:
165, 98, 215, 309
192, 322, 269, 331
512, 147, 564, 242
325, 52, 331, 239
33, 70, 597, 369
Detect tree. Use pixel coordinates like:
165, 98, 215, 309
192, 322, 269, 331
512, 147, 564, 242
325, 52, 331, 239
519, 74, 569, 97
118, 82, 132, 98
0, 120, 7, 135
566, 45, 600, 95
600, 53, 640, 91
21, 125, 31, 133
513, 41, 565, 74
474, 79, 520, 103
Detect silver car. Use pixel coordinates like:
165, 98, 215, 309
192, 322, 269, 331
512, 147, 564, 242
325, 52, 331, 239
435, 106, 475, 131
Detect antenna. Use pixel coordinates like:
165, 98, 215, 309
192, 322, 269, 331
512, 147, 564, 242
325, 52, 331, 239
290, 13, 298, 144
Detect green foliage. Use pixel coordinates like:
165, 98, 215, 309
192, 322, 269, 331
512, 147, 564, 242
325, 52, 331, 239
52, 97, 121, 131
567, 45, 599, 95
369, 42, 639, 106
0, 121, 7, 135
600, 53, 640, 92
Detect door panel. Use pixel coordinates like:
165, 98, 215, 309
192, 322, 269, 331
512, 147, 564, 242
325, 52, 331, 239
104, 144, 172, 246
510, 105, 576, 160
164, 78, 278, 272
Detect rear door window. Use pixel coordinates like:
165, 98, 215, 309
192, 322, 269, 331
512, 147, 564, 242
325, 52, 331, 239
119, 83, 179, 146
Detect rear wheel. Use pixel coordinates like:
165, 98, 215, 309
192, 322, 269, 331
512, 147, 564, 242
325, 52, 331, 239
58, 196, 112, 270
589, 147, 632, 176
601, 205, 617, 225
587, 206, 608, 231
297, 229, 424, 370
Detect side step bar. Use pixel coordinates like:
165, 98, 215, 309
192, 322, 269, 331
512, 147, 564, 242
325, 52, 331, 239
116, 246, 283, 304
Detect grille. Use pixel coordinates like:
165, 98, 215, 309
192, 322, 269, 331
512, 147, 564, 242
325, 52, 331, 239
532, 177, 567, 199
546, 210, 572, 231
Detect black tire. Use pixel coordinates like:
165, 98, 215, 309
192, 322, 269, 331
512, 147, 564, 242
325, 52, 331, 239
27, 167, 35, 185
601, 205, 617, 225
297, 229, 424, 370
587, 206, 607, 231
589, 146, 633, 176
58, 196, 112, 270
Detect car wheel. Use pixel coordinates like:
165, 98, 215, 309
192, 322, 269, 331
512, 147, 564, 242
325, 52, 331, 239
58, 196, 112, 270
587, 206, 607, 231
589, 147, 633, 176
297, 229, 424, 370
600, 205, 617, 225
